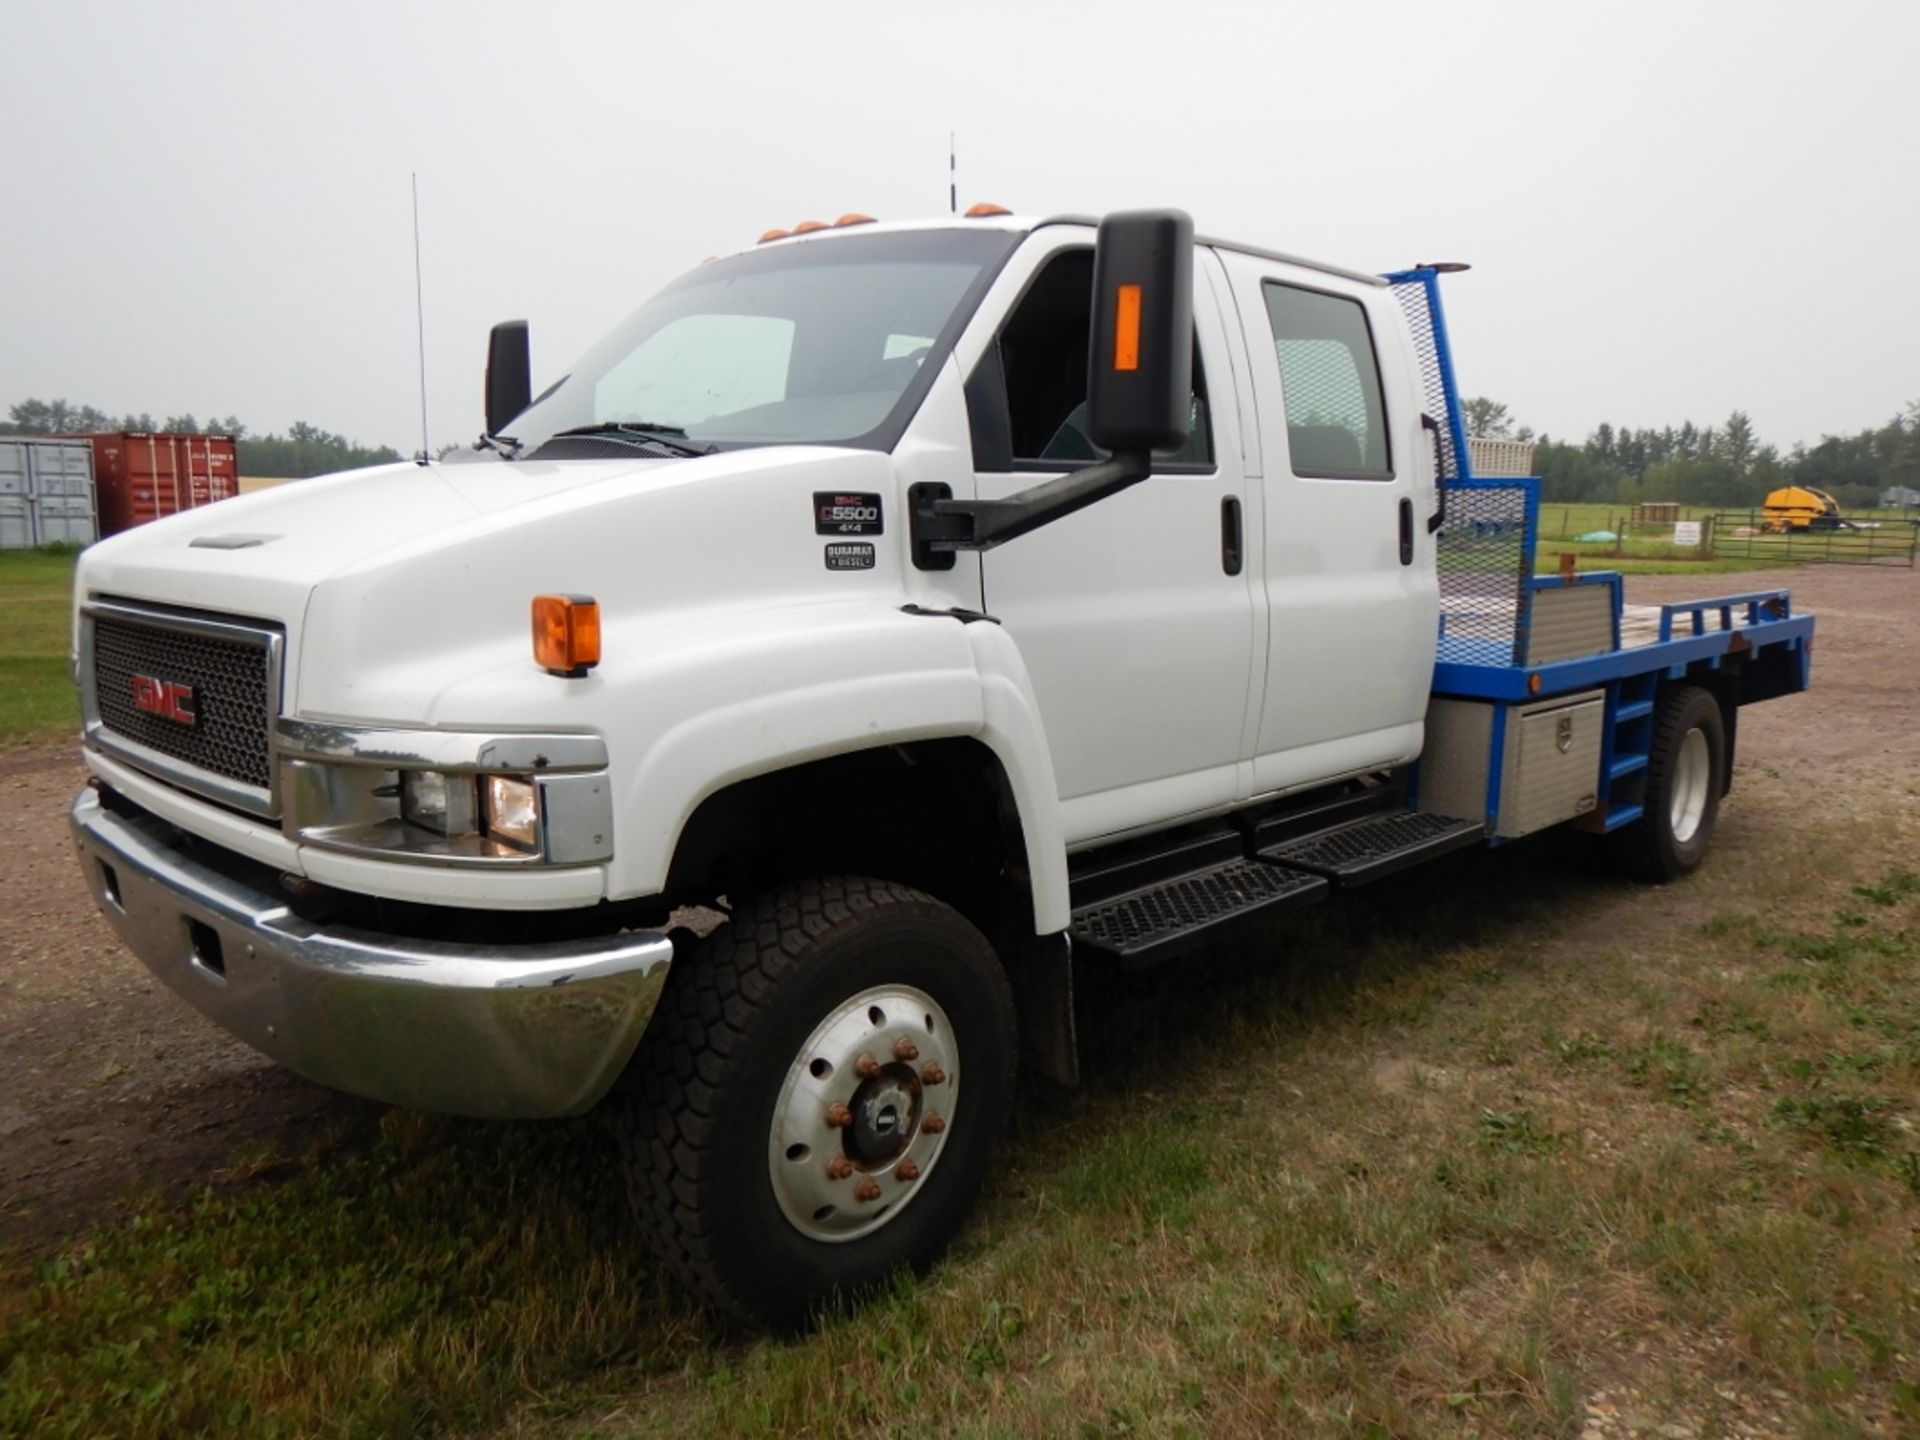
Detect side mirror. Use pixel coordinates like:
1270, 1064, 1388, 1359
1086, 209, 1193, 455
907, 206, 1196, 561
485, 320, 531, 436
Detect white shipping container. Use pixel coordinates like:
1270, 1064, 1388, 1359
0, 436, 98, 548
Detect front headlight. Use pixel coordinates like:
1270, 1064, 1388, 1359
398, 770, 540, 851
483, 775, 541, 850
401, 769, 479, 837
276, 722, 612, 868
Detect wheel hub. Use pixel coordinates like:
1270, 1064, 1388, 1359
849, 1072, 918, 1162
768, 984, 958, 1243
1670, 726, 1711, 844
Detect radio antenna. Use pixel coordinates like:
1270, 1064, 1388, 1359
949, 132, 956, 215
411, 172, 431, 463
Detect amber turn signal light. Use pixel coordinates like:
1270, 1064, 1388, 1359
1112, 284, 1142, 372
532, 594, 600, 676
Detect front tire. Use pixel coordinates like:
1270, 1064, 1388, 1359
1609, 684, 1725, 882
615, 877, 1016, 1327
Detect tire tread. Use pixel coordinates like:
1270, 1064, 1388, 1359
615, 876, 993, 1323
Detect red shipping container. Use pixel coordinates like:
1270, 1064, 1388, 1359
79, 432, 239, 537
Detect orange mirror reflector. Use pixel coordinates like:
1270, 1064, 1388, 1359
1112, 284, 1142, 372
964, 202, 1011, 217
532, 594, 601, 674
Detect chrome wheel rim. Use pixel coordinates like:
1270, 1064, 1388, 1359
768, 984, 958, 1243
1669, 727, 1711, 845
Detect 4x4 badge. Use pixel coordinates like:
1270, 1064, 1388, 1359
130, 675, 197, 725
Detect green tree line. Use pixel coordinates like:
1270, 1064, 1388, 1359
1468, 396, 1920, 511
2, 398, 401, 478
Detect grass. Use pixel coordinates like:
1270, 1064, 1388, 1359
0, 549, 78, 747
6, 834, 1920, 1438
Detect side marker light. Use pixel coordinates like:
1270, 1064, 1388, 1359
532, 594, 600, 677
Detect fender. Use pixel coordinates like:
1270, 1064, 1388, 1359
611, 603, 1070, 934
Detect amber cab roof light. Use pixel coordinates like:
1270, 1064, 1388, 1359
532, 594, 601, 678
964, 202, 1011, 217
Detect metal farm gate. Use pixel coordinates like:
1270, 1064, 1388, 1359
1708, 513, 1918, 568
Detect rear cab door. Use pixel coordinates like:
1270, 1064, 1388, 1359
1216, 248, 1439, 794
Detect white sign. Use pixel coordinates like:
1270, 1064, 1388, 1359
1673, 520, 1703, 548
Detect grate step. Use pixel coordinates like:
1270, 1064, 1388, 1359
1071, 857, 1327, 967
1259, 811, 1484, 885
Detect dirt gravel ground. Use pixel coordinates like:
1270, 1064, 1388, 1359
1, 562, 1914, 1260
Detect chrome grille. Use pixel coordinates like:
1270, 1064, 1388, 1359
89, 603, 280, 796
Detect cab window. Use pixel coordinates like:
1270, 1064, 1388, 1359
970, 248, 1212, 471
1261, 282, 1392, 479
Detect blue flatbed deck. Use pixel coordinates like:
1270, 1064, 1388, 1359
1434, 585, 1814, 703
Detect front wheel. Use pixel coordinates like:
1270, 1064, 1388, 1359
1609, 684, 1725, 882
614, 877, 1016, 1327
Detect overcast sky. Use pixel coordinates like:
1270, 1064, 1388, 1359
3, 0, 1914, 459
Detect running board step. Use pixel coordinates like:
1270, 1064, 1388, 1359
1258, 811, 1484, 885
1070, 857, 1328, 967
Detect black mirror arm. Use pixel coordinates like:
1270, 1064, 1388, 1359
916, 450, 1153, 553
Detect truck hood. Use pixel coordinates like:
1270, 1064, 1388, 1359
76, 444, 918, 727
76, 455, 675, 617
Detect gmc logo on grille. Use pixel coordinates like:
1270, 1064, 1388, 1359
130, 675, 197, 725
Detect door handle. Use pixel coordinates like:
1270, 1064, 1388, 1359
1399, 497, 1414, 565
1221, 495, 1243, 575
1422, 412, 1447, 534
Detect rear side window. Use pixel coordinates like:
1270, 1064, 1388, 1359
1261, 283, 1392, 479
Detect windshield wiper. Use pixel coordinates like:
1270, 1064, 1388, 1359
475, 432, 522, 458
546, 422, 713, 457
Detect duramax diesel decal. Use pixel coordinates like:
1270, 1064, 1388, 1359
814, 492, 883, 536
824, 542, 876, 571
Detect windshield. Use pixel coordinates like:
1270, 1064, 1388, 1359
504, 228, 1018, 458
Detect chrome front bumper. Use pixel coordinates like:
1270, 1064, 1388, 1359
70, 788, 673, 1118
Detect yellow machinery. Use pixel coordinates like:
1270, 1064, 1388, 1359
1761, 485, 1844, 533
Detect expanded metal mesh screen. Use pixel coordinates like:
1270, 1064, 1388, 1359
1275, 339, 1371, 436
1435, 480, 1535, 667
1389, 279, 1461, 480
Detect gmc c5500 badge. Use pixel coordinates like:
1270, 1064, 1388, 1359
814, 492, 882, 536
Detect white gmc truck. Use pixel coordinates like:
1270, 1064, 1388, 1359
68, 208, 1813, 1325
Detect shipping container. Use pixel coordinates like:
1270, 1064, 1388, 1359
0, 436, 98, 549
82, 431, 238, 537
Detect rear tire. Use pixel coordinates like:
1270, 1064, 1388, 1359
614, 876, 1016, 1327
1608, 684, 1725, 882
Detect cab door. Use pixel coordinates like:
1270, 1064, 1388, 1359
959, 232, 1260, 844
1218, 251, 1439, 793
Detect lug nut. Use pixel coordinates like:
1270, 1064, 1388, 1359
893, 1037, 920, 1061
825, 1102, 853, 1128
895, 1158, 920, 1181
921, 1113, 945, 1134
920, 1062, 946, 1087
825, 1154, 854, 1180
854, 1177, 883, 1203
854, 1052, 881, 1079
